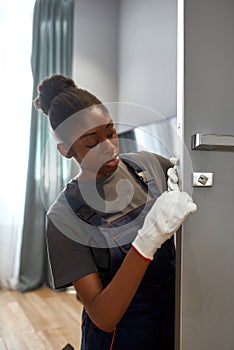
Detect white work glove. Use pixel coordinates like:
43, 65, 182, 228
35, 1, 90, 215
132, 190, 197, 261
167, 157, 180, 191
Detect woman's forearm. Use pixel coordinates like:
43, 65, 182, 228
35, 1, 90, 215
74, 247, 150, 332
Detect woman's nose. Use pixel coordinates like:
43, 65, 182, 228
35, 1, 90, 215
101, 138, 118, 153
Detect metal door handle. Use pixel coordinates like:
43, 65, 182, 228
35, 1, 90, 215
191, 133, 234, 151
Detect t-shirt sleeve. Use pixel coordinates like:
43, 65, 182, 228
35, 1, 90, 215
126, 151, 172, 192
152, 153, 172, 178
46, 216, 98, 290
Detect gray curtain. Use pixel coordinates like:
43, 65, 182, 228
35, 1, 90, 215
18, 0, 74, 292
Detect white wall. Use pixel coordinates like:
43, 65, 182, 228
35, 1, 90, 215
72, 0, 119, 103
72, 0, 177, 127
118, 0, 177, 124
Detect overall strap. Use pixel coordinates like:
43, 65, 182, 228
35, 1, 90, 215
120, 154, 148, 186
119, 153, 160, 198
64, 190, 105, 226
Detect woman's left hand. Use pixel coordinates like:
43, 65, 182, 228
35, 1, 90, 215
167, 157, 180, 191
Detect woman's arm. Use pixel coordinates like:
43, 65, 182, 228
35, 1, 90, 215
73, 247, 149, 332
73, 190, 197, 332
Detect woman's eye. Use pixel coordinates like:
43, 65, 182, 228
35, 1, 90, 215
86, 142, 98, 149
107, 132, 114, 139
107, 128, 116, 139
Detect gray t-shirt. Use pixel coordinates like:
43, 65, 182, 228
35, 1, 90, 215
46, 151, 171, 290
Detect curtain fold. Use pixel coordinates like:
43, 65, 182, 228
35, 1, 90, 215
18, 0, 74, 292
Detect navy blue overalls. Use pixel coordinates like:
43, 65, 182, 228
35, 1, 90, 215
65, 155, 176, 350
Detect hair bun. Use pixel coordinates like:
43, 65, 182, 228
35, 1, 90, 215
34, 74, 78, 115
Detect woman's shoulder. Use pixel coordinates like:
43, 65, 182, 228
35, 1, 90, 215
46, 182, 90, 244
120, 151, 172, 173
120, 151, 172, 192
47, 177, 80, 215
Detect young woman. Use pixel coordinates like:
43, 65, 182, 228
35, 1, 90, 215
35, 74, 196, 350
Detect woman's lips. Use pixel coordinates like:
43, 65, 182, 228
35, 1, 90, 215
105, 156, 120, 167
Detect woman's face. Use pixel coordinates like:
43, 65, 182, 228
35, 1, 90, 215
68, 108, 120, 178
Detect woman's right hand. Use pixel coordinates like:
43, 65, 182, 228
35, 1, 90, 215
132, 191, 197, 261
73, 189, 197, 332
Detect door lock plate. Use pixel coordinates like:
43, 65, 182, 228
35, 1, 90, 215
193, 172, 213, 187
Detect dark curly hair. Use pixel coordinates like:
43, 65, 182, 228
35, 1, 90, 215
34, 74, 107, 139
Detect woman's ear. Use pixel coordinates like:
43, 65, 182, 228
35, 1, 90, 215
57, 143, 73, 158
